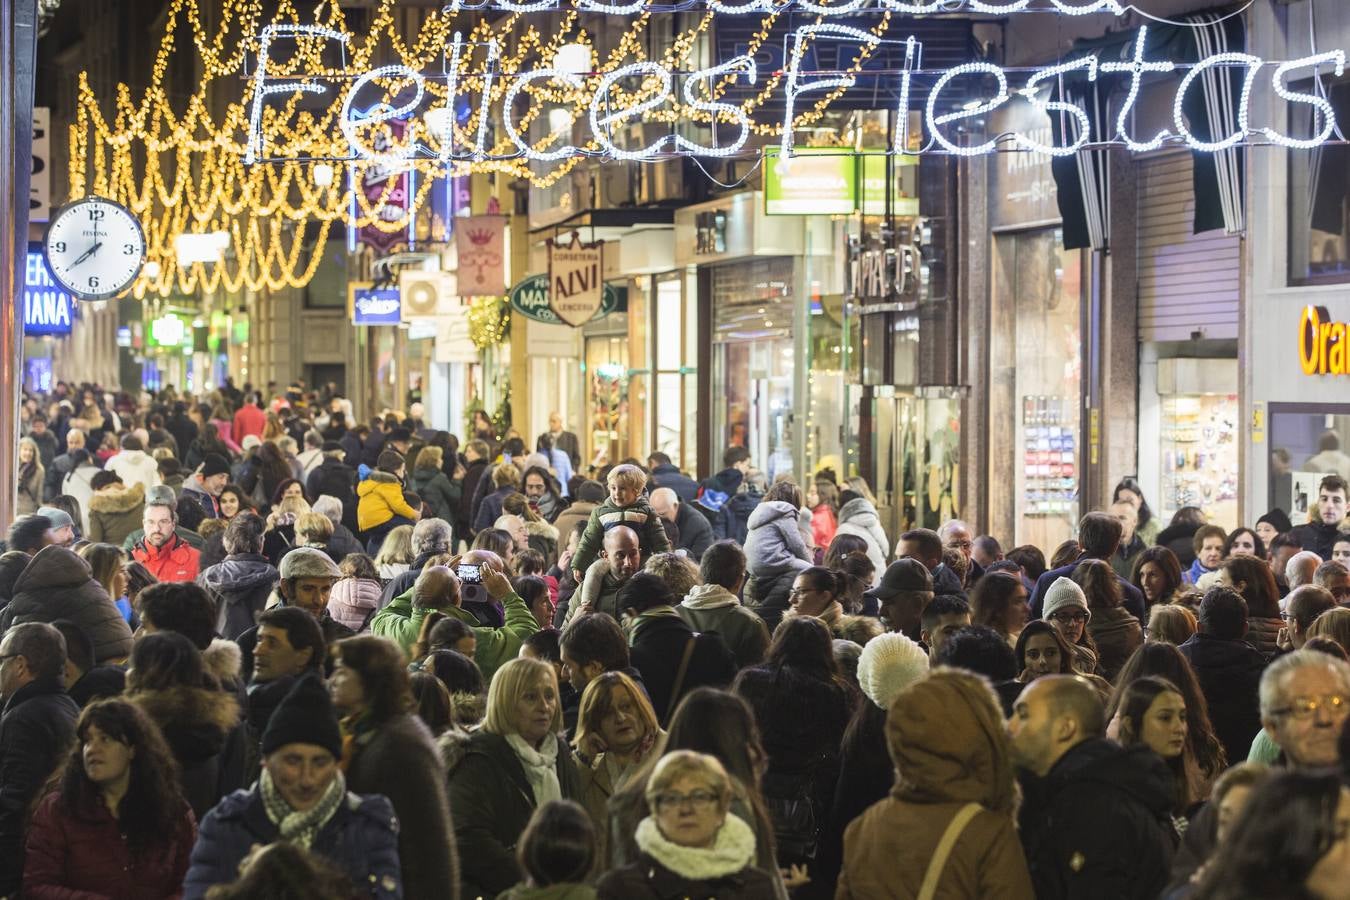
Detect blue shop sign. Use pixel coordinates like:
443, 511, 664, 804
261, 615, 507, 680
352, 287, 402, 326
23, 251, 74, 336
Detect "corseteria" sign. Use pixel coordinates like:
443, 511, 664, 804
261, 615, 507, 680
546, 234, 605, 327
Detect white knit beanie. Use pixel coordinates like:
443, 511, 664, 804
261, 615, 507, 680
1042, 577, 1091, 622
856, 632, 929, 710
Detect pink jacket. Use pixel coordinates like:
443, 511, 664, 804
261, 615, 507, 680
328, 576, 383, 631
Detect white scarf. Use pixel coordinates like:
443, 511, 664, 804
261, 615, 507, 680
506, 732, 562, 807
634, 812, 756, 880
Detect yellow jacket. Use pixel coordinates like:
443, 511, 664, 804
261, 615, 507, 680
356, 470, 418, 532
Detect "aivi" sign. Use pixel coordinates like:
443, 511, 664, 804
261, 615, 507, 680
547, 233, 605, 327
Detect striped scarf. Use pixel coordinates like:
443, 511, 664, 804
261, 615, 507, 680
259, 767, 347, 850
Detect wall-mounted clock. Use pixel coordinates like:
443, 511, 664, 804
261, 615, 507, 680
42, 196, 146, 301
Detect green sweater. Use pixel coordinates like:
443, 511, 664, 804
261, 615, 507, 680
571, 498, 671, 575
370, 587, 539, 681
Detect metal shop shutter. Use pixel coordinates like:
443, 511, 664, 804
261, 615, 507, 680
1136, 151, 1240, 342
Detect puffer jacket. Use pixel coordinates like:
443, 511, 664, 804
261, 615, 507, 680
183, 784, 402, 900
128, 684, 248, 820
744, 501, 813, 578
0, 546, 132, 662
104, 448, 160, 493
834, 497, 888, 574
410, 465, 460, 524
744, 569, 797, 634
87, 482, 146, 546
1246, 615, 1283, 657
328, 576, 383, 631
197, 553, 279, 641
357, 470, 417, 533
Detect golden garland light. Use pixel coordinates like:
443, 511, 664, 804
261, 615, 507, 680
467, 294, 511, 349
71, 0, 881, 297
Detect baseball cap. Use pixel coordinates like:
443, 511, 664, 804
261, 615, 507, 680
869, 558, 934, 600
241, 435, 262, 451
279, 547, 342, 580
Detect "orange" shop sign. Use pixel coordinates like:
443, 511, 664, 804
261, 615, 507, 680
1301, 306, 1350, 376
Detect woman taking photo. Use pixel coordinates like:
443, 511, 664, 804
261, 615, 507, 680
574, 672, 664, 857
969, 572, 1030, 647
24, 699, 197, 899
597, 751, 777, 900
329, 635, 456, 900
448, 655, 582, 899
1131, 546, 1186, 610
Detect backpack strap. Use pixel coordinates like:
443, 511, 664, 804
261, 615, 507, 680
917, 803, 982, 900
662, 635, 698, 728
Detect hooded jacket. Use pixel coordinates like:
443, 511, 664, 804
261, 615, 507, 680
744, 501, 814, 578
105, 448, 160, 493
1018, 738, 1177, 900
357, 470, 417, 533
328, 575, 383, 632
87, 481, 146, 546
679, 584, 771, 669
129, 684, 248, 820
447, 729, 582, 900
838, 674, 1034, 900
1177, 632, 1266, 763
834, 497, 889, 575
183, 784, 402, 900
198, 553, 280, 641
1, 546, 133, 662
410, 465, 460, 523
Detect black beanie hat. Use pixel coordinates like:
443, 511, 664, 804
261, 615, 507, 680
200, 453, 231, 478
1256, 509, 1294, 536
260, 674, 343, 760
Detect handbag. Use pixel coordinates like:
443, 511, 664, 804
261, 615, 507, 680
917, 803, 982, 900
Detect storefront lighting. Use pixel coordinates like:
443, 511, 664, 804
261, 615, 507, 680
174, 231, 230, 265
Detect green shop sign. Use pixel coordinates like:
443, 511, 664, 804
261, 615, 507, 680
509, 274, 625, 326
764, 147, 919, 217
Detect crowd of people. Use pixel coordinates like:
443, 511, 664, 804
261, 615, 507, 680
3, 379, 1350, 898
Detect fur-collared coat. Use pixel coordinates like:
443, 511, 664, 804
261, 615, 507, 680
128, 682, 248, 820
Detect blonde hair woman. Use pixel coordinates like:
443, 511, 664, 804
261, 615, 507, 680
374, 524, 414, 580
17, 437, 43, 515
448, 657, 582, 900
597, 750, 777, 899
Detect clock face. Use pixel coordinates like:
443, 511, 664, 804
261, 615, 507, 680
43, 197, 146, 300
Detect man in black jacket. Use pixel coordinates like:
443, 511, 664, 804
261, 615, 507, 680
0, 622, 78, 896
647, 452, 698, 503
1293, 474, 1348, 560
1029, 512, 1147, 622
1011, 675, 1176, 900
306, 442, 358, 534
618, 572, 736, 724
1177, 587, 1267, 762
650, 487, 714, 562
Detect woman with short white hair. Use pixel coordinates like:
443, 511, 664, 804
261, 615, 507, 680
597, 750, 776, 899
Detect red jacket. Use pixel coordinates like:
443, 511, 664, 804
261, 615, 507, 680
23, 791, 196, 900
132, 535, 201, 583
231, 403, 266, 446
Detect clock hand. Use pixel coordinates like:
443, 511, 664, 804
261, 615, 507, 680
70, 242, 103, 267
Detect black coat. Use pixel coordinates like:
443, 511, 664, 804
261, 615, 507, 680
306, 458, 359, 534
129, 685, 249, 821
447, 729, 582, 900
0, 676, 78, 895
674, 500, 715, 561
1177, 633, 1267, 763
198, 553, 279, 641
346, 713, 459, 900
629, 613, 738, 723
1156, 522, 1201, 569
744, 569, 796, 633
1293, 521, 1343, 561
597, 854, 778, 900
714, 491, 761, 545
1018, 738, 1177, 900
458, 458, 489, 536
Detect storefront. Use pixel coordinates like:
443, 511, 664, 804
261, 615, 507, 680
676, 191, 840, 481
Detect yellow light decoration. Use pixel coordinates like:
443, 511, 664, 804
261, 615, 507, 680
467, 294, 511, 349
71, 0, 884, 295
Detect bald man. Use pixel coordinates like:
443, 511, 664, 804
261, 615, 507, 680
650, 486, 714, 561
1010, 676, 1176, 900
371, 553, 539, 681
565, 525, 642, 627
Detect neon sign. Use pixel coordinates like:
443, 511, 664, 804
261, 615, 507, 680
245, 17, 1348, 166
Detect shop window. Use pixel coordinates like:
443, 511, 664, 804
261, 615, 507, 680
584, 323, 629, 469
650, 273, 693, 469
1268, 405, 1350, 525
991, 229, 1083, 549
1289, 78, 1350, 286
